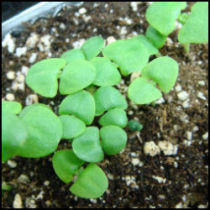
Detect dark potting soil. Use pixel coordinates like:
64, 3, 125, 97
2, 2, 208, 208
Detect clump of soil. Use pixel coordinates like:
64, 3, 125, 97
2, 2, 208, 208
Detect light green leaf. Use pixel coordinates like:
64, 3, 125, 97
146, 2, 187, 35
94, 86, 128, 116
81, 36, 105, 60
70, 163, 108, 199
2, 112, 28, 162
52, 149, 84, 183
72, 127, 104, 162
128, 77, 162, 104
131, 35, 158, 55
59, 115, 86, 140
59, 90, 95, 125
61, 49, 85, 64
102, 38, 149, 76
26, 58, 66, 98
17, 104, 63, 158
142, 56, 179, 93
145, 26, 167, 49
100, 125, 127, 155
2, 101, 22, 114
99, 108, 128, 128
59, 60, 96, 95
178, 2, 208, 44
91, 57, 121, 86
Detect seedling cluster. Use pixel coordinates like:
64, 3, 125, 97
2, 2, 208, 199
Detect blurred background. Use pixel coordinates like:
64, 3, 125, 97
2, 2, 38, 22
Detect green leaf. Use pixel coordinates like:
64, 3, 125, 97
70, 163, 108, 199
26, 58, 66, 98
128, 77, 162, 104
81, 36, 105, 60
59, 60, 96, 95
52, 149, 84, 183
2, 101, 22, 114
128, 120, 143, 132
178, 2, 208, 44
17, 104, 63, 158
94, 86, 128, 116
146, 2, 187, 35
99, 108, 128, 128
59, 115, 86, 140
131, 35, 158, 55
145, 26, 167, 49
59, 90, 95, 125
91, 57, 121, 86
72, 127, 104, 162
102, 38, 149, 76
2, 112, 28, 162
61, 49, 85, 64
142, 56, 179, 93
100, 125, 127, 155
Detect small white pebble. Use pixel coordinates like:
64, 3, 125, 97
130, 2, 139, 12
7, 160, 17, 168
26, 33, 39, 48
79, 8, 87, 14
175, 202, 183, 208
106, 36, 116, 45
175, 84, 182, 92
202, 132, 208, 140
11, 81, 25, 91
25, 94, 39, 105
59, 23, 66, 30
177, 91, 189, 101
83, 15, 91, 22
198, 81, 205, 86
158, 141, 178, 156
5, 93, 15, 101
131, 158, 140, 166
155, 97, 165, 104
120, 26, 127, 35
29, 53, 37, 63
2, 33, 16, 53
6, 71, 15, 80
16, 73, 25, 83
13, 194, 23, 208
15, 47, 27, 57
192, 126, 199, 132
186, 131, 192, 140
17, 174, 30, 184
21, 66, 29, 76
72, 39, 85, 49
197, 91, 206, 100
152, 175, 166, 184
144, 141, 160, 157
182, 99, 190, 108
44, 180, 50, 186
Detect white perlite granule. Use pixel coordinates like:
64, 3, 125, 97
2, 33, 16, 53
177, 91, 189, 101
13, 194, 23, 208
6, 71, 15, 80
158, 141, 178, 155
144, 141, 160, 157
5, 93, 15, 101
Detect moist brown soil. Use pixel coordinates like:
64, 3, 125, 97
2, 2, 208, 208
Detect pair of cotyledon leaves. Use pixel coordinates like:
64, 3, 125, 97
146, 2, 208, 45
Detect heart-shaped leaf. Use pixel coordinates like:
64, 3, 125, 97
94, 86, 128, 116
2, 101, 22, 114
99, 108, 128, 128
102, 38, 149, 76
70, 163, 108, 199
91, 57, 121, 86
178, 2, 208, 44
17, 104, 63, 158
59, 115, 86, 140
131, 35, 158, 55
141, 56, 179, 93
2, 112, 28, 162
128, 77, 162, 104
81, 36, 105, 60
72, 127, 104, 162
59, 60, 96, 95
146, 2, 187, 35
52, 149, 84, 183
61, 49, 85, 64
145, 26, 167, 49
59, 90, 95, 125
100, 125, 127, 155
26, 58, 66, 98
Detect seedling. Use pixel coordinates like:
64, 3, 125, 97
178, 2, 208, 52
128, 120, 143, 132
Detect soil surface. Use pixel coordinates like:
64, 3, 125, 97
2, 2, 208, 208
